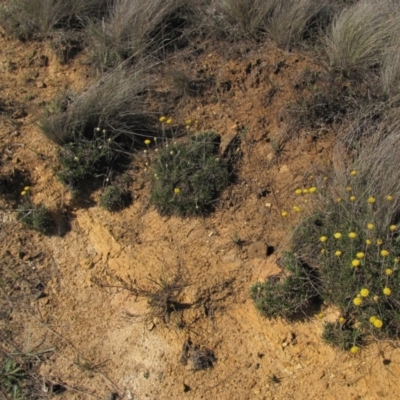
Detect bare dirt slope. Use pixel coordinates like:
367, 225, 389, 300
1, 32, 399, 400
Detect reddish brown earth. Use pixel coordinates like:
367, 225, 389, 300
1, 30, 400, 400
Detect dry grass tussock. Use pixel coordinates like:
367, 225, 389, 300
86, 0, 191, 70
267, 0, 332, 48
0, 0, 108, 39
381, 37, 400, 99
216, 0, 332, 45
216, 0, 277, 38
326, 0, 400, 76
40, 66, 155, 145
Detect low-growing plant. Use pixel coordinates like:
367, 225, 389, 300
17, 201, 53, 235
0, 358, 26, 399
322, 321, 363, 351
150, 131, 231, 216
99, 185, 130, 211
57, 133, 116, 190
251, 252, 320, 319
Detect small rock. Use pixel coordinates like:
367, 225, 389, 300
36, 81, 46, 89
80, 258, 94, 269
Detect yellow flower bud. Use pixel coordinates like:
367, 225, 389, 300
373, 319, 383, 329
353, 297, 362, 306
350, 346, 359, 354
380, 249, 389, 257
383, 287, 392, 296
386, 268, 393, 275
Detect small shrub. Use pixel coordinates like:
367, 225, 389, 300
99, 185, 130, 211
150, 131, 230, 216
322, 322, 363, 351
57, 133, 116, 190
288, 143, 400, 347
250, 252, 320, 318
17, 202, 53, 235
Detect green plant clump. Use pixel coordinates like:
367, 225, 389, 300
0, 358, 26, 398
150, 131, 230, 216
250, 251, 320, 318
99, 185, 130, 212
17, 202, 53, 235
57, 134, 115, 190
289, 172, 400, 348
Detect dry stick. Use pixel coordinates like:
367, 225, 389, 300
26, 309, 121, 393
45, 379, 103, 400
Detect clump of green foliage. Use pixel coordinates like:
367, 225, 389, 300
57, 132, 116, 191
292, 183, 400, 342
321, 321, 363, 351
17, 201, 53, 235
250, 251, 320, 318
150, 131, 230, 216
0, 358, 26, 399
99, 185, 130, 211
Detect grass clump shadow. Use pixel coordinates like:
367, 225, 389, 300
150, 131, 231, 217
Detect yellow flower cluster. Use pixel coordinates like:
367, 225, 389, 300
294, 187, 317, 195
159, 116, 173, 124
20, 186, 30, 196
